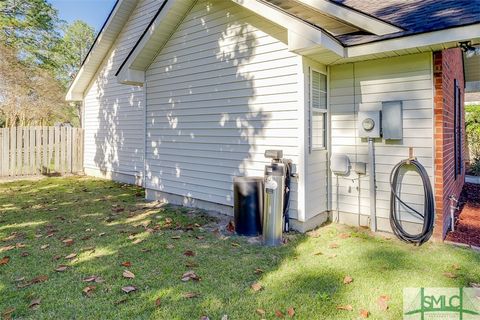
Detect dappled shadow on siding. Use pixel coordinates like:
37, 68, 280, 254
93, 48, 144, 180
145, 0, 287, 206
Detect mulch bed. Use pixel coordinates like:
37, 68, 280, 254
445, 183, 480, 247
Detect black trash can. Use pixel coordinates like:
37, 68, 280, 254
233, 176, 263, 236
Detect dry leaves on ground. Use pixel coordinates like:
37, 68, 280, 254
184, 250, 196, 257
359, 309, 369, 318
251, 282, 263, 292
181, 271, 201, 282
377, 295, 390, 311
329, 243, 339, 249
155, 298, 161, 307
63, 239, 74, 246
0, 256, 10, 266
29, 298, 41, 310
336, 305, 353, 311
183, 292, 199, 299
122, 286, 137, 294
83, 286, 96, 297
343, 276, 353, 284
65, 253, 77, 260
55, 265, 68, 272
256, 309, 266, 316
287, 307, 295, 317
123, 270, 135, 279
275, 310, 284, 318
121, 261, 132, 267
83, 276, 104, 283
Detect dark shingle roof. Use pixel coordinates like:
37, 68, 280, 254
329, 0, 480, 46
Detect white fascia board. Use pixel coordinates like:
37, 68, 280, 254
117, 68, 145, 86
66, 67, 87, 102
296, 0, 402, 35
346, 24, 480, 58
231, 0, 345, 58
115, 0, 180, 85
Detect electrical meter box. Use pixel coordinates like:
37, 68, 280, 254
358, 111, 381, 138
382, 101, 403, 140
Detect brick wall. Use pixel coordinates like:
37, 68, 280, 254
433, 48, 466, 240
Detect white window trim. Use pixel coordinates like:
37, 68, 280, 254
309, 67, 328, 152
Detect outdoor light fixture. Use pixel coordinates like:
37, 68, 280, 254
459, 41, 480, 58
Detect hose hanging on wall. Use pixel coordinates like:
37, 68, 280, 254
390, 158, 435, 245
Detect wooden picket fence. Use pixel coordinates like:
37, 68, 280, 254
0, 127, 84, 177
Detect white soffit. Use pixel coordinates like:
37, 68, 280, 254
66, 0, 139, 101
294, 0, 402, 35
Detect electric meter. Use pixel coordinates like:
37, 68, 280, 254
358, 111, 381, 138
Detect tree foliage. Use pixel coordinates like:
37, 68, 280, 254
0, 0, 96, 127
466, 105, 480, 172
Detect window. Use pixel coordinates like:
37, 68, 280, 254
310, 69, 327, 151
454, 79, 463, 179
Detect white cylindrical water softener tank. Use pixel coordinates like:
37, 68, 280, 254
263, 159, 285, 246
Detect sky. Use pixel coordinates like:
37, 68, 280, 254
48, 0, 117, 32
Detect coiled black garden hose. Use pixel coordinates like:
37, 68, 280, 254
390, 159, 435, 245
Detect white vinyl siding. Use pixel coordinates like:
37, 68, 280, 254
83, 0, 164, 179
329, 53, 434, 230
145, 0, 302, 217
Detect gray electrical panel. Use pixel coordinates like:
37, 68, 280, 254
382, 101, 403, 140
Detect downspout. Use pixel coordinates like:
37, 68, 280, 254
142, 73, 147, 189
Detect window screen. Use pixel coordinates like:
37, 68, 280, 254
311, 70, 327, 150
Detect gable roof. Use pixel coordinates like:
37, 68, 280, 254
67, 0, 480, 100
330, 0, 480, 46
65, 0, 139, 101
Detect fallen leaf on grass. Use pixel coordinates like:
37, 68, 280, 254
200, 316, 210, 320
155, 298, 161, 307
256, 309, 266, 316
221, 315, 228, 320
377, 295, 390, 311
121, 261, 132, 267
275, 310, 284, 318
20, 252, 29, 257
338, 233, 351, 239
1, 307, 15, 320
123, 270, 135, 279
83, 275, 104, 283
231, 242, 241, 247
360, 309, 369, 318
171, 235, 181, 240
452, 263, 461, 270
184, 250, 196, 257
98, 233, 106, 237
443, 272, 457, 279
314, 252, 323, 256
29, 298, 41, 310
122, 286, 137, 294
132, 239, 143, 245
226, 221, 235, 233
63, 239, 74, 246
31, 275, 48, 284
40, 245, 49, 250
336, 305, 353, 311
0, 246, 15, 253
251, 282, 263, 292
287, 307, 295, 317
183, 292, 199, 299
343, 276, 353, 284
15, 243, 25, 249
186, 261, 198, 268
329, 243, 339, 249
55, 265, 68, 272
114, 297, 128, 305
65, 253, 77, 260
181, 271, 201, 282
254, 268, 264, 274
83, 286, 96, 297
0, 256, 10, 266
195, 236, 205, 240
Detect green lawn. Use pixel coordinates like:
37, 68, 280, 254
0, 177, 479, 319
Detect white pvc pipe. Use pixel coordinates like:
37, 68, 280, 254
368, 138, 377, 231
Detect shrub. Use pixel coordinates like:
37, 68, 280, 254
466, 105, 480, 166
